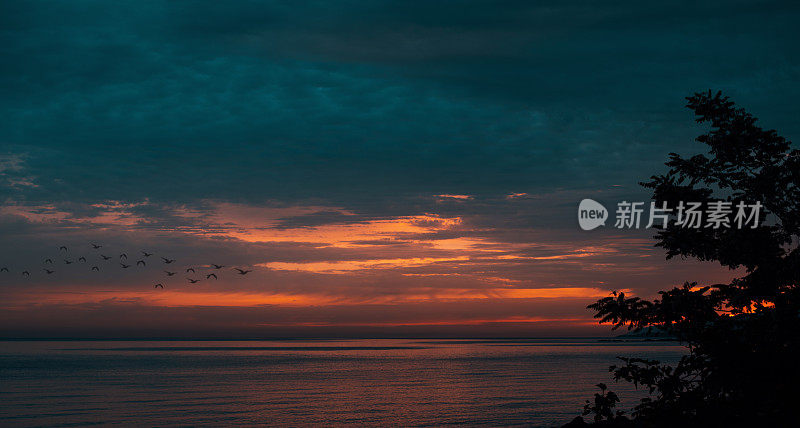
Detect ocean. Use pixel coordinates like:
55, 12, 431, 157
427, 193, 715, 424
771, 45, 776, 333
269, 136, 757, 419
0, 339, 685, 427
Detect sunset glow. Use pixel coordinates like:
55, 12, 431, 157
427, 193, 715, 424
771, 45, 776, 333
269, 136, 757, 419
0, 195, 737, 337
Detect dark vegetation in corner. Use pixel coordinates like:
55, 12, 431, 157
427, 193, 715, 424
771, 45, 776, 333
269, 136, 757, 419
565, 91, 800, 427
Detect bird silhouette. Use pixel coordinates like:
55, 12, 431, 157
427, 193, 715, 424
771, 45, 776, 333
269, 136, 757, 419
7, 243, 266, 294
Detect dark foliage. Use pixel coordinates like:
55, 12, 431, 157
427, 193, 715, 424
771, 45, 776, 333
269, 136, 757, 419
573, 91, 800, 427
582, 383, 624, 423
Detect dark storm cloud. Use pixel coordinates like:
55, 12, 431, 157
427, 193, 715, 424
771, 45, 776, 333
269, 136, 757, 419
2, 0, 798, 214
272, 210, 364, 229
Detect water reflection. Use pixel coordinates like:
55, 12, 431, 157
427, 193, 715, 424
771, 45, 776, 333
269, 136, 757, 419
0, 339, 685, 427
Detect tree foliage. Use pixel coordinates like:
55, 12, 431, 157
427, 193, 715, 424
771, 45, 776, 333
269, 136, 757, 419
576, 91, 800, 426
582, 383, 623, 423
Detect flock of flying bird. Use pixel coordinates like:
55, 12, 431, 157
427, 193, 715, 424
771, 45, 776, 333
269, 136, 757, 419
0, 243, 253, 289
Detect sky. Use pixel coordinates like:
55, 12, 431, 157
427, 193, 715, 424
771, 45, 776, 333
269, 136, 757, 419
1, 1, 798, 338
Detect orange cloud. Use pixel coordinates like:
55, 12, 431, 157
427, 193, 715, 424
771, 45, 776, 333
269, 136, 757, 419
7, 286, 619, 309
435, 194, 473, 200
260, 256, 471, 273
223, 215, 461, 247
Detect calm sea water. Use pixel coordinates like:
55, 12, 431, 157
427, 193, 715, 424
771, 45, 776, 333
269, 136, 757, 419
0, 339, 684, 427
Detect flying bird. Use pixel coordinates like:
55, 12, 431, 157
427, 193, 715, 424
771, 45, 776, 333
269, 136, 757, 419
22, 271, 30, 277
120, 253, 127, 260
78, 256, 86, 263
0, 267, 8, 272
187, 278, 200, 284
154, 283, 164, 289
186, 267, 195, 273
161, 257, 175, 264
234, 268, 252, 275
206, 273, 217, 280
164, 271, 176, 276
91, 243, 102, 249
91, 266, 100, 271
141, 251, 153, 257
45, 258, 53, 264
211, 264, 224, 269
43, 269, 54, 274
120, 263, 130, 268
136, 260, 146, 267
59, 246, 67, 252
64, 259, 73, 264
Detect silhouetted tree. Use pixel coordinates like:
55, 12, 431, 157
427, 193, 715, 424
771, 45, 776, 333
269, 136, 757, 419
572, 91, 800, 426
582, 383, 624, 423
